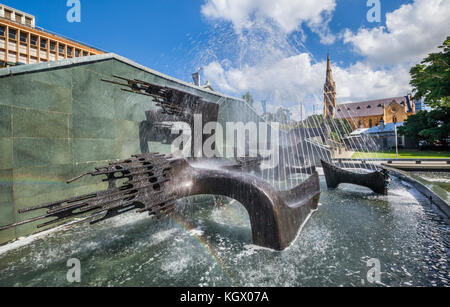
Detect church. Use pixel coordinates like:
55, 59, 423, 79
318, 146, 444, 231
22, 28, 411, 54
323, 55, 416, 130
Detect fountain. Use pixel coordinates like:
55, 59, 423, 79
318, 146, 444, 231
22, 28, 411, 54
0, 66, 448, 287
0, 26, 447, 287
0, 77, 322, 251
321, 160, 390, 195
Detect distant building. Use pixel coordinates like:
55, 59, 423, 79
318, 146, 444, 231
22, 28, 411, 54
323, 54, 416, 130
414, 98, 433, 112
334, 96, 416, 130
345, 121, 416, 150
0, 4, 104, 68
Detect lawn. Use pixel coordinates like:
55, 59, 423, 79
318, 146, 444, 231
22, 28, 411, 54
352, 150, 450, 159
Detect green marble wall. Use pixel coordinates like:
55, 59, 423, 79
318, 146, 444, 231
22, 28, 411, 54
0, 57, 257, 245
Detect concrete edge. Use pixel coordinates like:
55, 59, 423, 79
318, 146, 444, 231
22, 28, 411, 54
384, 166, 450, 218
0, 53, 247, 103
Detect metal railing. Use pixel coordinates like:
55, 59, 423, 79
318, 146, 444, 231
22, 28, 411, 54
333, 158, 450, 165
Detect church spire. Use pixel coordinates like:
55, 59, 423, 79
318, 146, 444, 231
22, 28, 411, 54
323, 53, 337, 119
326, 53, 334, 83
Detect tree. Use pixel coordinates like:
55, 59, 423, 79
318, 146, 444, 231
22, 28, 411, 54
304, 114, 324, 128
330, 118, 353, 138
410, 37, 449, 108
418, 107, 449, 145
399, 108, 450, 146
400, 37, 450, 147
242, 92, 254, 106
398, 111, 429, 144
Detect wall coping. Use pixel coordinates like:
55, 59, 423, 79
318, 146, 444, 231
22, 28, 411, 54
0, 53, 247, 103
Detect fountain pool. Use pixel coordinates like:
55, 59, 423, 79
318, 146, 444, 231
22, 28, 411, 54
0, 175, 448, 287
412, 172, 450, 192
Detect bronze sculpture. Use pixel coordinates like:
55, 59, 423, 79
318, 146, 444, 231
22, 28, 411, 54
321, 160, 390, 195
1, 154, 320, 251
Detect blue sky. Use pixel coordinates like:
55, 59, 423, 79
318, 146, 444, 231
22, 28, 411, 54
3, 0, 448, 117
4, 0, 411, 75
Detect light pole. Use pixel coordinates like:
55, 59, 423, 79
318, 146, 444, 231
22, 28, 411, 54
394, 124, 399, 159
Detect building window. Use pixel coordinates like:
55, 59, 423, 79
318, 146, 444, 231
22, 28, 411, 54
75, 49, 80, 57
357, 106, 361, 110
367, 105, 371, 109
30, 35, 37, 46
59, 44, 65, 54
4, 10, 12, 20
15, 13, 23, 23
0, 26, 5, 37
358, 120, 362, 128
25, 17, 33, 27
67, 47, 73, 56
369, 119, 373, 128
393, 116, 397, 123
40, 39, 47, 49
20, 32, 27, 43
83, 51, 88, 56
9, 29, 17, 40
50, 42, 56, 51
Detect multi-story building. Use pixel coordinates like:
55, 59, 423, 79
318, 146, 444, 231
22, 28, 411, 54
0, 4, 104, 68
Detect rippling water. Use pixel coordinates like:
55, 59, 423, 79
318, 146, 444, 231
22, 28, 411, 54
0, 176, 448, 287
412, 172, 450, 192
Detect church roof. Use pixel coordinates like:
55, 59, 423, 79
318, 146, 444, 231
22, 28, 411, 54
334, 96, 409, 119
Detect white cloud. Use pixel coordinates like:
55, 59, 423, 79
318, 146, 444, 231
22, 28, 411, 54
201, 0, 337, 44
203, 55, 411, 119
333, 62, 411, 103
343, 0, 450, 65
200, 0, 448, 119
